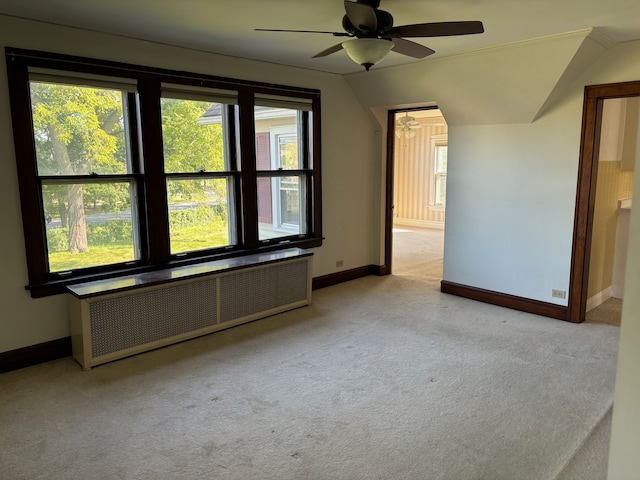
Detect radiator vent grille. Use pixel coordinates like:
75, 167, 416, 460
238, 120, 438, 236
90, 279, 217, 358
219, 260, 308, 323
70, 251, 312, 369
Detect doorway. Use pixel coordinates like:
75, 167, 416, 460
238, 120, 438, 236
585, 97, 637, 325
385, 107, 448, 277
568, 81, 640, 323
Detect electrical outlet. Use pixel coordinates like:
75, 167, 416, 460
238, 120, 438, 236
552, 289, 566, 299
336, 260, 344, 267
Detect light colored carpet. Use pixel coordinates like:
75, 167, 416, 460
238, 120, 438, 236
586, 297, 623, 327
556, 406, 612, 480
0, 228, 620, 479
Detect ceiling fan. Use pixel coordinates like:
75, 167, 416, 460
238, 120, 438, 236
256, 0, 484, 71
396, 112, 421, 138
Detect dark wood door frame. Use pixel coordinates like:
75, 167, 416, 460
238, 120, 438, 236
383, 106, 441, 275
568, 80, 640, 323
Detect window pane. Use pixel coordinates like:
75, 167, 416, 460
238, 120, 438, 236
255, 108, 301, 171
435, 174, 447, 206
30, 82, 130, 176
43, 182, 138, 272
161, 98, 228, 173
434, 144, 447, 206
167, 178, 234, 254
435, 145, 448, 173
277, 134, 299, 170
258, 175, 306, 241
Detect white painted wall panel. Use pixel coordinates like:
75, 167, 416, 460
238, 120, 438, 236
443, 110, 581, 305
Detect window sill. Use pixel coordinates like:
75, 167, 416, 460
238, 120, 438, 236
26, 236, 323, 298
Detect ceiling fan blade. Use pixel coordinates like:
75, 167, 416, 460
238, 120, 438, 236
392, 21, 484, 38
255, 28, 349, 36
391, 38, 435, 59
312, 43, 345, 58
344, 0, 377, 32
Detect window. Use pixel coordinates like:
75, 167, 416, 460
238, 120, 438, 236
433, 143, 447, 206
255, 98, 312, 242
6, 48, 322, 297
160, 91, 237, 255
430, 136, 448, 207
30, 80, 140, 273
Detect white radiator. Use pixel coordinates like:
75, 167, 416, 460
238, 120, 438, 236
69, 249, 312, 369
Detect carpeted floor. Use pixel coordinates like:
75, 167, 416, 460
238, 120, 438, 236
392, 226, 618, 480
586, 298, 622, 327
0, 227, 620, 479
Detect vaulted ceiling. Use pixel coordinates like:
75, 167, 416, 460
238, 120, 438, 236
1, 0, 640, 75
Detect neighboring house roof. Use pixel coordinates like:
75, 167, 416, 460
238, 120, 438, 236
198, 104, 296, 125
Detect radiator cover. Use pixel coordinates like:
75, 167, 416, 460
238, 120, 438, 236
69, 250, 312, 369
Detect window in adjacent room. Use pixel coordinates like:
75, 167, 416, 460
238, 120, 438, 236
431, 137, 448, 207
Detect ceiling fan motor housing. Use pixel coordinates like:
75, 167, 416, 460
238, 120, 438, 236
355, 0, 381, 8
342, 10, 393, 37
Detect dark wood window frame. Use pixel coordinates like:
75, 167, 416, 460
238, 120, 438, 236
5, 47, 323, 297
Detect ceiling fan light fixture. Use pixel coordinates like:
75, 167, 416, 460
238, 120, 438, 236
396, 113, 421, 138
342, 38, 393, 71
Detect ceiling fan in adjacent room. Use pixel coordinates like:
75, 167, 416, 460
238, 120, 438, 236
256, 0, 484, 71
396, 113, 421, 138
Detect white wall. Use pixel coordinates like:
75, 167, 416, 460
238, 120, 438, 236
444, 108, 581, 304
346, 30, 602, 306
608, 126, 640, 480
346, 30, 597, 126
0, 15, 377, 353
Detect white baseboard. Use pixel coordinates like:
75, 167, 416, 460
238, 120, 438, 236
393, 218, 444, 230
586, 287, 612, 312
611, 284, 624, 299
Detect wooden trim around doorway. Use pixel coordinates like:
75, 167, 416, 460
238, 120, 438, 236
384, 106, 441, 275
383, 109, 396, 275
567, 80, 640, 323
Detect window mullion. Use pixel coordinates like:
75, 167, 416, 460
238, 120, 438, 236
301, 112, 313, 237
311, 97, 322, 238
226, 105, 243, 246
6, 58, 50, 284
238, 89, 258, 248
126, 91, 149, 264
137, 79, 171, 264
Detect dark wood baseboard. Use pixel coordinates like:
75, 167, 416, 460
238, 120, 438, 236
2, 272, 571, 374
370, 264, 389, 276
0, 337, 72, 374
440, 280, 570, 321
312, 264, 381, 290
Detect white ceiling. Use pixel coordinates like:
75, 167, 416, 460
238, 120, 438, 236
1, 0, 640, 75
